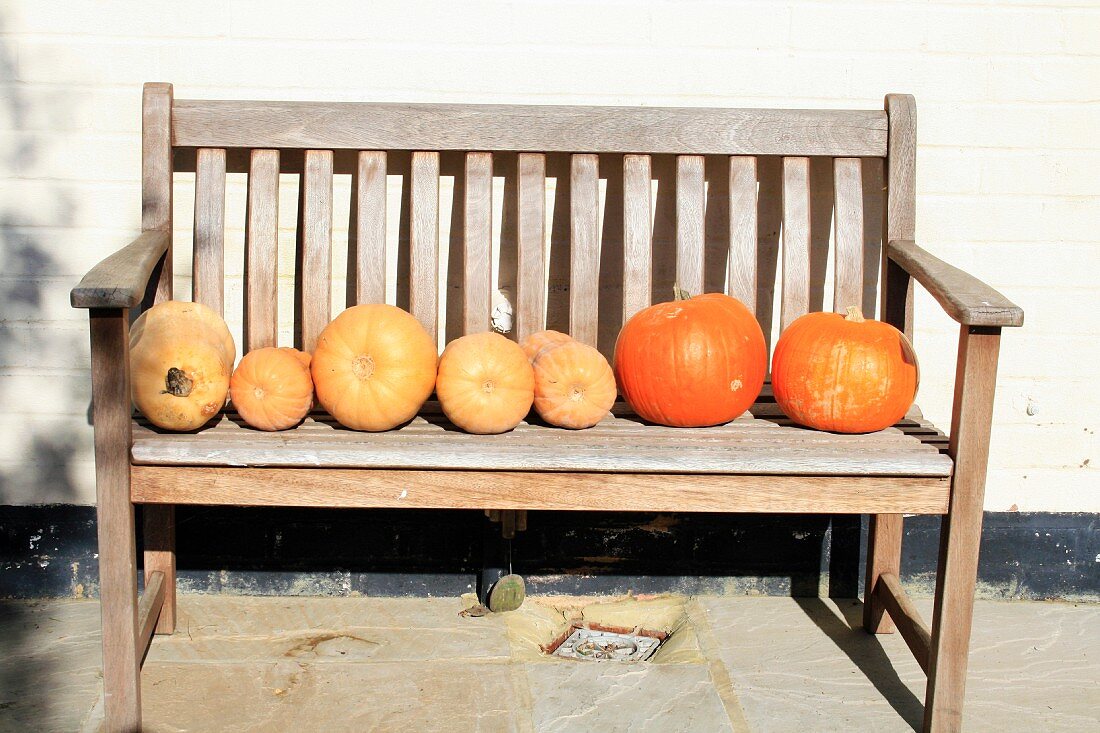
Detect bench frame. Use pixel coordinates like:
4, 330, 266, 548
72, 84, 1022, 732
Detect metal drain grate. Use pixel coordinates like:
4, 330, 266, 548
544, 623, 667, 663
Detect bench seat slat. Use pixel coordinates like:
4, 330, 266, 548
131, 405, 952, 477
131, 466, 948, 514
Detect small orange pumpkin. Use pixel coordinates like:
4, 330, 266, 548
129, 300, 235, 431
532, 341, 617, 429
521, 329, 572, 361
230, 347, 314, 431
614, 290, 767, 427
436, 332, 534, 434
311, 304, 438, 431
772, 307, 919, 433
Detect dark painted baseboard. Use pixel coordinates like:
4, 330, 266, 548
1, 505, 1097, 601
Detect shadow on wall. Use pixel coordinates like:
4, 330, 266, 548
0, 13, 91, 728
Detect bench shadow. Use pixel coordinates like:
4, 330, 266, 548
794, 597, 925, 731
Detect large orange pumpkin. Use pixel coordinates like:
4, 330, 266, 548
436, 332, 534, 434
230, 347, 314, 431
129, 300, 235, 431
533, 341, 617, 429
311, 304, 437, 431
521, 329, 572, 361
614, 291, 767, 427
772, 307, 918, 433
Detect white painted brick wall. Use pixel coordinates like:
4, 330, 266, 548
0, 0, 1096, 510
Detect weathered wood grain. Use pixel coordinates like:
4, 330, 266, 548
832, 157, 863, 314
889, 240, 1024, 328
410, 151, 440, 341
864, 513, 904, 634
172, 99, 889, 156
925, 326, 1002, 732
781, 156, 811, 331
296, 150, 333, 352
132, 466, 948, 514
142, 505, 175, 635
143, 82, 173, 303
70, 229, 171, 309
192, 148, 226, 314
883, 94, 916, 338
137, 570, 165, 668
463, 152, 493, 334
244, 149, 279, 350
570, 154, 600, 345
876, 571, 931, 674
89, 309, 141, 731
622, 154, 652, 323
516, 153, 546, 341
676, 155, 705, 296
350, 150, 387, 305
728, 156, 758, 311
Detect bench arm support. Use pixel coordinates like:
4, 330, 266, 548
887, 239, 1024, 328
70, 229, 171, 309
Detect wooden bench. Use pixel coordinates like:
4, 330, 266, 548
71, 83, 1023, 732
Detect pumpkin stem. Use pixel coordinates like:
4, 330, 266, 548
844, 306, 866, 323
162, 367, 193, 397
673, 283, 693, 302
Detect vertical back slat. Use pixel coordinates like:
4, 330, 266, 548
192, 148, 226, 314
516, 153, 546, 342
569, 154, 600, 346
410, 151, 441, 341
297, 150, 333, 352
463, 152, 493, 334
244, 149, 279, 350
727, 156, 758, 311
781, 156, 811, 331
833, 157, 864, 313
622, 154, 652, 324
676, 155, 705, 296
350, 150, 387, 305
142, 82, 173, 304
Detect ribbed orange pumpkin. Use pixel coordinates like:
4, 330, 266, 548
129, 300, 235, 431
533, 341, 616, 429
772, 307, 919, 433
436, 332, 534, 434
311, 304, 437, 431
521, 329, 572, 361
230, 347, 314, 431
614, 291, 767, 427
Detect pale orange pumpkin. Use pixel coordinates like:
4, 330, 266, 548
230, 347, 314, 431
771, 307, 919, 433
311, 304, 437, 431
129, 300, 234, 431
521, 329, 572, 361
532, 341, 617, 429
436, 332, 534, 434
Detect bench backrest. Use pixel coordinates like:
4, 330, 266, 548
143, 83, 916, 358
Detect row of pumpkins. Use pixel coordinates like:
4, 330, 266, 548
131, 292, 917, 435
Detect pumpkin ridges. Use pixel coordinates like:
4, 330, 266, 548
532, 341, 616, 429
436, 332, 534, 434
230, 347, 314, 431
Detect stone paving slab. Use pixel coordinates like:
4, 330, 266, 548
1, 595, 1098, 732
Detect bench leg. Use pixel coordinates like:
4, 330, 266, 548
477, 515, 507, 606
923, 327, 1000, 733
143, 504, 176, 634
863, 513, 903, 633
90, 309, 142, 732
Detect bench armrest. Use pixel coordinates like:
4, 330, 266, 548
70, 229, 171, 309
887, 239, 1024, 328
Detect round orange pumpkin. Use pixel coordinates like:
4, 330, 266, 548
230, 347, 314, 431
772, 307, 919, 433
436, 332, 534, 434
614, 291, 767, 427
533, 341, 617, 429
129, 300, 235, 431
521, 329, 572, 361
311, 304, 437, 431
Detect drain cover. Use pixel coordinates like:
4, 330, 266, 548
545, 623, 665, 663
